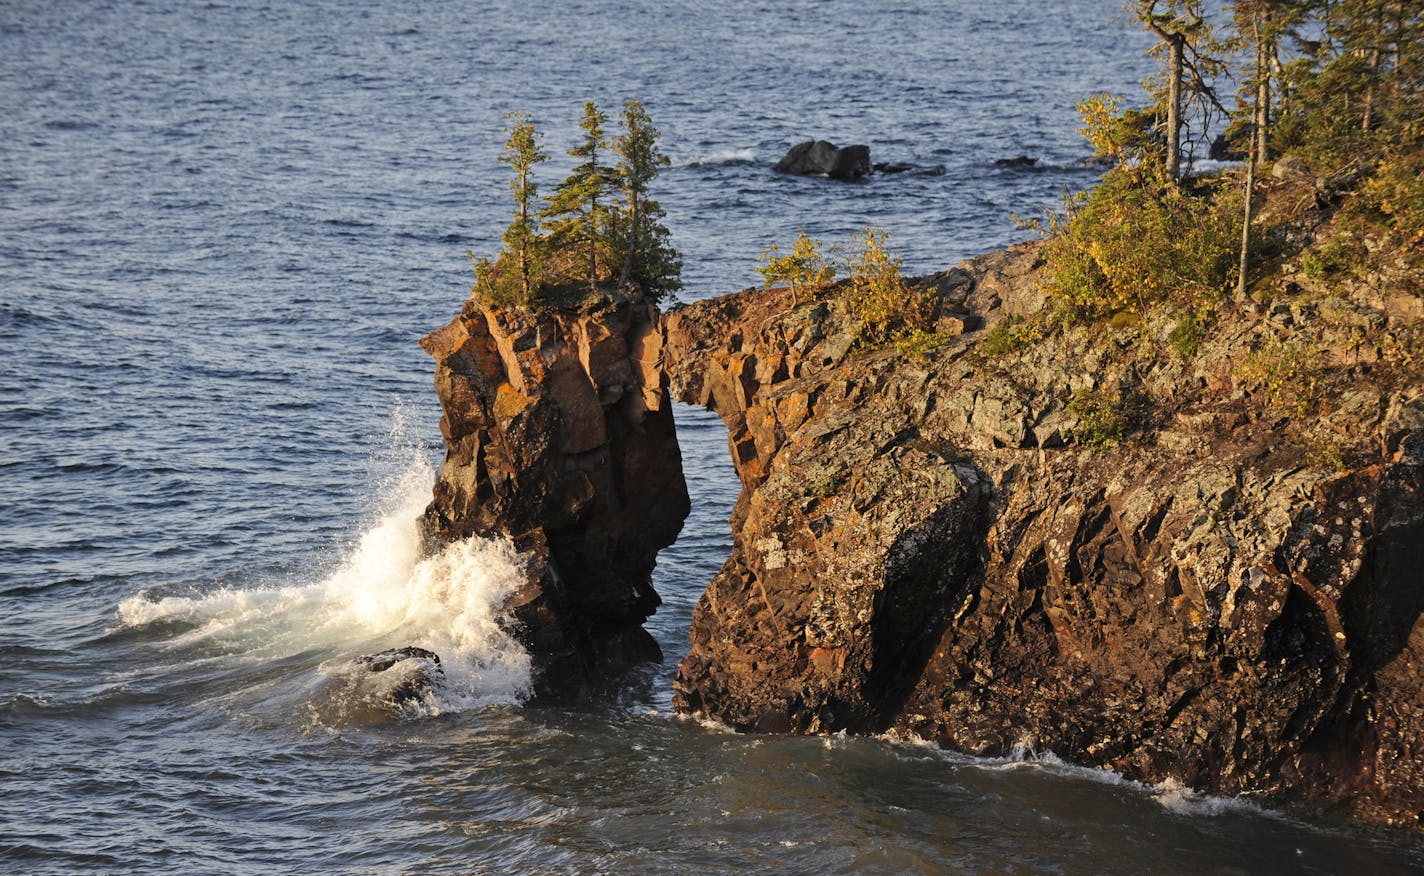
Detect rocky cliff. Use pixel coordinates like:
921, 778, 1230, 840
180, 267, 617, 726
420, 225, 1424, 829
419, 289, 689, 694
659, 240, 1424, 830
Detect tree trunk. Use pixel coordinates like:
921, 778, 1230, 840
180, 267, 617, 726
588, 194, 599, 293
1257, 21, 1272, 162
620, 189, 640, 288
1238, 20, 1263, 301
517, 167, 531, 301
1363, 45, 1381, 132
1167, 34, 1184, 182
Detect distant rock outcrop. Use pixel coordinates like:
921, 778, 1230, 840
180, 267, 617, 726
775, 140, 872, 181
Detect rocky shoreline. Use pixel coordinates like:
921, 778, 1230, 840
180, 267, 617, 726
420, 234, 1424, 829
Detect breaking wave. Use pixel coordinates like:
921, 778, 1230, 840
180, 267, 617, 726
113, 411, 532, 716
671, 147, 758, 168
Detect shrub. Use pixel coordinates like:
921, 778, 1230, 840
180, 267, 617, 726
1167, 313, 1205, 359
1235, 338, 1322, 417
758, 227, 938, 355
1068, 387, 1125, 448
1358, 146, 1424, 248
1300, 241, 1349, 280
894, 326, 954, 361
806, 462, 841, 499
1039, 167, 1240, 321
979, 315, 1044, 358
843, 227, 934, 348
758, 231, 836, 302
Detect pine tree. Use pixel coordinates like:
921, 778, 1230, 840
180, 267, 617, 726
611, 100, 682, 303
541, 102, 617, 293
498, 112, 547, 305
1137, 0, 1226, 183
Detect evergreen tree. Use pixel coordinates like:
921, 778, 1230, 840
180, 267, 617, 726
611, 100, 682, 303
1274, 0, 1423, 161
498, 112, 547, 305
541, 102, 617, 293
1136, 0, 1226, 182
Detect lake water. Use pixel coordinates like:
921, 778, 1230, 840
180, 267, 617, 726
3, 0, 1422, 872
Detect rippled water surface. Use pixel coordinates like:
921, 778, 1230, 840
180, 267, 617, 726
3, 1, 1422, 872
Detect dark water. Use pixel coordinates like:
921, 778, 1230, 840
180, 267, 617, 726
2, 0, 1421, 872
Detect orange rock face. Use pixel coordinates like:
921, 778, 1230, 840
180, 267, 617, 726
419, 290, 689, 694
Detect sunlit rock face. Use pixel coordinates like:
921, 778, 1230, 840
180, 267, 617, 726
660, 242, 1424, 831
421, 236, 1424, 829
419, 289, 689, 696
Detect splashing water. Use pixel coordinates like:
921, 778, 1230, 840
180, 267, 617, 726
113, 409, 533, 716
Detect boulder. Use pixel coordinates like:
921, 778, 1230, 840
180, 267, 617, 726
1209, 132, 1247, 161
351, 646, 444, 710
774, 140, 873, 180
829, 144, 871, 181
773, 139, 839, 175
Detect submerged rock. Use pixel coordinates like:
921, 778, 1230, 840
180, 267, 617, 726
873, 161, 946, 176
351, 646, 444, 711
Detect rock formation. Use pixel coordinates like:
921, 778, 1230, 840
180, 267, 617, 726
418, 289, 689, 695
353, 646, 445, 710
419, 217, 1423, 831
774, 140, 872, 181
659, 241, 1424, 830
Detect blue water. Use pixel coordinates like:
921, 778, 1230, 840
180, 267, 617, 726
3, 0, 1422, 872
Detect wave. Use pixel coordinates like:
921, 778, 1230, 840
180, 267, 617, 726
112, 412, 532, 717
884, 730, 1280, 822
671, 148, 758, 169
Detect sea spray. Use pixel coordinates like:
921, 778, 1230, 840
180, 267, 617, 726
114, 407, 533, 713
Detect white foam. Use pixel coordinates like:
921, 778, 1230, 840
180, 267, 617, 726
878, 729, 1282, 820
670, 148, 757, 168
1150, 777, 1272, 818
113, 410, 533, 711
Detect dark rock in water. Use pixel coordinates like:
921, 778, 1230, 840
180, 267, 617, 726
774, 140, 872, 180
874, 162, 946, 177
356, 645, 442, 673
1209, 131, 1248, 161
775, 141, 946, 180
994, 155, 1038, 169
829, 144, 871, 181
774, 139, 840, 175
353, 646, 445, 708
